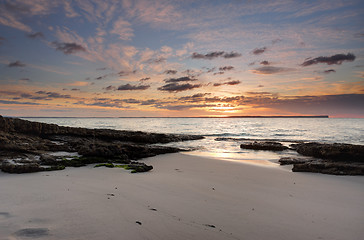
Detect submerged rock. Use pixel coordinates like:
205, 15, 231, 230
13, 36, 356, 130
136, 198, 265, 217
240, 141, 288, 151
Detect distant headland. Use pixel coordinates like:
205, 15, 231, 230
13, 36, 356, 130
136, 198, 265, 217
225, 115, 329, 118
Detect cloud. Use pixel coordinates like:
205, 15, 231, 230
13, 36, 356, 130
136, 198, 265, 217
66, 81, 89, 86
179, 93, 211, 102
96, 74, 109, 80
252, 94, 364, 116
205, 67, 216, 73
140, 99, 158, 105
0, 1, 58, 32
140, 77, 151, 81
123, 98, 140, 104
213, 80, 241, 86
0, 100, 43, 105
246, 91, 273, 95
27, 63, 70, 75
19, 78, 30, 81
63, 1, 79, 18
323, 69, 336, 74
27, 32, 44, 39
145, 57, 166, 64
35, 91, 71, 99
223, 52, 242, 58
71, 88, 80, 91
4, 2, 31, 14
301, 53, 356, 66
225, 80, 241, 85
8, 60, 26, 67
260, 61, 270, 65
191, 51, 241, 60
252, 66, 294, 74
157, 104, 215, 111
96, 67, 108, 71
164, 76, 196, 83
252, 47, 267, 55
117, 84, 150, 91
213, 72, 224, 75
75, 97, 143, 109
164, 69, 178, 75
158, 83, 202, 92
219, 66, 234, 71
51, 41, 87, 55
110, 17, 134, 40
118, 70, 137, 76
105, 85, 116, 91
182, 69, 203, 77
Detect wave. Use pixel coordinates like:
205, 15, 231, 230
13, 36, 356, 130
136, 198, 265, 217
204, 133, 245, 137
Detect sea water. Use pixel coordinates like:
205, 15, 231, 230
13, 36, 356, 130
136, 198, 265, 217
22, 118, 364, 165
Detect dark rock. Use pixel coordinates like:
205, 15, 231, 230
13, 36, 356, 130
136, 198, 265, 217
40, 154, 58, 165
1, 115, 201, 174
240, 141, 288, 151
128, 162, 153, 173
290, 142, 364, 162
278, 157, 315, 165
1, 161, 42, 174
0, 116, 204, 144
292, 160, 364, 175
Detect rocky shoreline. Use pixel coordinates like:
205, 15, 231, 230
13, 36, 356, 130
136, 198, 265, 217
238, 140, 364, 175
1, 116, 363, 175
0, 116, 203, 174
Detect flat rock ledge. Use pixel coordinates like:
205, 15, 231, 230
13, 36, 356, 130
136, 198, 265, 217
288, 142, 364, 175
240, 141, 288, 151
0, 116, 204, 174
237, 140, 364, 175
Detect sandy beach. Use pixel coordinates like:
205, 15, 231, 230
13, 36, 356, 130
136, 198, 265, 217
1, 153, 363, 240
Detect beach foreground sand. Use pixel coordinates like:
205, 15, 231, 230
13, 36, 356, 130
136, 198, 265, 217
1, 153, 363, 240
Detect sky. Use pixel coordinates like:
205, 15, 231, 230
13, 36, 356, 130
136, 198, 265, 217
0, 0, 363, 117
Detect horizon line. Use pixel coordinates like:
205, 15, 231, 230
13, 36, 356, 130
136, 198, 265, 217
8, 115, 331, 118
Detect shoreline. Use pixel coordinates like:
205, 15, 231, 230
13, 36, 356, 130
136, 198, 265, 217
1, 115, 363, 175
1, 153, 363, 240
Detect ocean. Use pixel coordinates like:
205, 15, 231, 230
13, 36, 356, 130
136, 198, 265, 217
22, 117, 364, 166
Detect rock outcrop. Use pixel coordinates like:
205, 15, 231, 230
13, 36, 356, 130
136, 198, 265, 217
286, 142, 364, 175
240, 141, 288, 151
278, 156, 315, 165
218, 137, 364, 175
0, 116, 204, 174
292, 160, 364, 175
290, 142, 364, 162
0, 116, 203, 143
